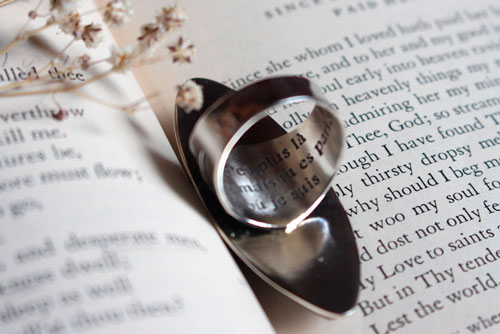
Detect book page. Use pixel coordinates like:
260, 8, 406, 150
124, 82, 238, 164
0, 1, 273, 333
119, 0, 500, 333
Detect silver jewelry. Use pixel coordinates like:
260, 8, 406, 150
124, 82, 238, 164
175, 77, 359, 318
189, 76, 345, 229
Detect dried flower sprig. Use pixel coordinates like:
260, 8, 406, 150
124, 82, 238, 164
103, 0, 133, 27
0, 1, 204, 116
156, 5, 187, 32
168, 37, 195, 64
50, 0, 79, 14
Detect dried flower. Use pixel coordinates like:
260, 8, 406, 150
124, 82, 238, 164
156, 5, 187, 32
46, 15, 57, 25
168, 37, 195, 64
58, 11, 81, 36
137, 23, 164, 51
176, 80, 203, 113
0, 1, 199, 117
77, 54, 91, 70
108, 45, 134, 72
52, 109, 67, 121
103, 0, 133, 28
81, 23, 103, 48
50, 0, 79, 14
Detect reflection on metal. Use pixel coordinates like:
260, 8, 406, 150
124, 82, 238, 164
189, 76, 345, 229
174, 78, 359, 318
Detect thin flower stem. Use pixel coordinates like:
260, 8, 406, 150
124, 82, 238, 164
57, 39, 75, 59
38, 61, 55, 77
22, 22, 55, 40
0, 0, 17, 7
0, 69, 113, 98
33, 12, 52, 18
87, 58, 110, 67
0, 68, 59, 91
1, 5, 106, 61
38, 39, 75, 74
0, 22, 54, 57
0, 72, 51, 92
0, 39, 19, 57
72, 90, 160, 113
0, 3, 197, 115
0, 48, 156, 93
16, 0, 43, 38
51, 90, 63, 110
132, 55, 168, 67
72, 90, 125, 110
0, 63, 89, 92
123, 91, 161, 112
33, 0, 45, 13
80, 6, 105, 16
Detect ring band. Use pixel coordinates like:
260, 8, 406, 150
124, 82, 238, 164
189, 76, 344, 229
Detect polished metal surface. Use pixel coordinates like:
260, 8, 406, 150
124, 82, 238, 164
189, 77, 345, 229
174, 78, 359, 318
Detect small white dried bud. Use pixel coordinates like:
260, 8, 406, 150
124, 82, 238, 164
168, 37, 195, 64
108, 45, 134, 72
176, 80, 203, 113
156, 5, 187, 32
58, 11, 81, 36
77, 54, 91, 70
103, 0, 133, 28
47, 15, 57, 25
81, 23, 103, 48
50, 0, 79, 14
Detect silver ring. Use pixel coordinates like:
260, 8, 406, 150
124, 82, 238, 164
189, 76, 345, 229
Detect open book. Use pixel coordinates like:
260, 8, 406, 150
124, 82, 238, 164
2, 0, 500, 333
0, 1, 272, 333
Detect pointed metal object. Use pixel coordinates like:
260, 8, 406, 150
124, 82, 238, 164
174, 78, 359, 317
